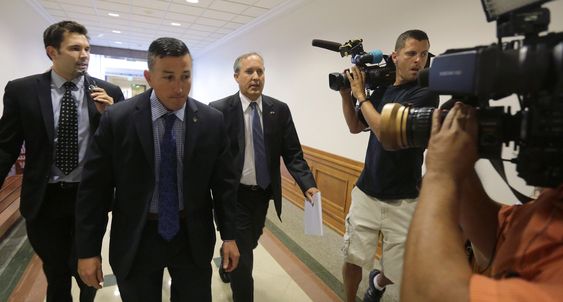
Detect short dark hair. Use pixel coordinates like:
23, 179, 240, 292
147, 37, 190, 70
43, 20, 89, 60
394, 29, 429, 51
233, 52, 264, 73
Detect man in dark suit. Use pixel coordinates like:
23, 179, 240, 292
75, 37, 240, 302
210, 52, 318, 302
0, 21, 123, 302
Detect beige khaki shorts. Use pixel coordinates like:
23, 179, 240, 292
342, 186, 416, 284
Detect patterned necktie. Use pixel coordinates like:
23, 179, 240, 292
158, 113, 180, 241
55, 81, 78, 175
250, 102, 270, 189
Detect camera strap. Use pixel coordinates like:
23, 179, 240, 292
489, 159, 533, 204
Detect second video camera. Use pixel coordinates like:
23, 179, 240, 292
312, 38, 395, 91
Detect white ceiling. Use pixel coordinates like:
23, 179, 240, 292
28, 0, 294, 56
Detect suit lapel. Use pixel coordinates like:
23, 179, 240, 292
37, 72, 55, 144
134, 91, 155, 173
84, 74, 99, 131
184, 98, 199, 169
262, 96, 274, 167
232, 94, 245, 170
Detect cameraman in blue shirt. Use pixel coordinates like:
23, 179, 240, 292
339, 29, 438, 302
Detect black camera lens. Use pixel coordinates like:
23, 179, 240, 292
329, 72, 349, 91
380, 103, 436, 150
408, 107, 435, 148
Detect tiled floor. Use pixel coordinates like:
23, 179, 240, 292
68, 217, 339, 301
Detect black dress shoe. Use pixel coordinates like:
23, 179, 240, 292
219, 247, 231, 283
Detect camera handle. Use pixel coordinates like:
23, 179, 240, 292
488, 158, 533, 204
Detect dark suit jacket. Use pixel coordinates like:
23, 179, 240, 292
75, 89, 238, 280
0, 70, 124, 220
209, 93, 316, 219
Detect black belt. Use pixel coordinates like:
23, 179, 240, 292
239, 184, 261, 191
147, 210, 186, 221
48, 182, 79, 190
239, 183, 271, 192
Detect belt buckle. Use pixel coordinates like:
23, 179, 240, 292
250, 185, 259, 191
59, 182, 76, 189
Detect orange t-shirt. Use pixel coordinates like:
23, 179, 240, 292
470, 186, 563, 302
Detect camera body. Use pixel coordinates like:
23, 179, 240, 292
313, 38, 396, 91
380, 2, 563, 188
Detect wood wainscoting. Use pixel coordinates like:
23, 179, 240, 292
0, 175, 23, 239
281, 145, 363, 235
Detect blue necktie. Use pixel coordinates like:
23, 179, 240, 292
250, 102, 270, 189
158, 113, 179, 241
55, 81, 78, 175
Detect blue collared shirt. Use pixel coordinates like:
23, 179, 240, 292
149, 90, 186, 213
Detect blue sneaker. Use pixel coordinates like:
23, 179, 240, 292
363, 269, 385, 302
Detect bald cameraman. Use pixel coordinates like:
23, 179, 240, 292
339, 29, 438, 302
402, 103, 563, 301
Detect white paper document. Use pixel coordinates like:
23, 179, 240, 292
304, 191, 323, 236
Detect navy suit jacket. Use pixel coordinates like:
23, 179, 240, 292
209, 93, 316, 219
0, 71, 124, 220
75, 89, 238, 279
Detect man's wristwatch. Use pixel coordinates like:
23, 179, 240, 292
358, 98, 370, 108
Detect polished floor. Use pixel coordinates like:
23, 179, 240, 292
66, 221, 340, 302
2, 221, 340, 301
1, 197, 404, 301
1, 199, 399, 301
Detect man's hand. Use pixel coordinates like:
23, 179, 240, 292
345, 66, 367, 101
78, 256, 104, 289
90, 87, 114, 113
304, 187, 319, 204
221, 240, 240, 272
338, 69, 352, 98
425, 102, 478, 181
402, 102, 477, 302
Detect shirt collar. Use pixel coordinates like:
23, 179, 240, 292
51, 69, 84, 90
239, 91, 263, 113
150, 90, 186, 122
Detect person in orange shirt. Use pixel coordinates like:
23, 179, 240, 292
401, 103, 563, 302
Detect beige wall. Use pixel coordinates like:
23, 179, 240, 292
0, 1, 51, 94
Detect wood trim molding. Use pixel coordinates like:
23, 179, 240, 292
0, 175, 22, 239
281, 145, 363, 235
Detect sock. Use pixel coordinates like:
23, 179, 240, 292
372, 273, 385, 290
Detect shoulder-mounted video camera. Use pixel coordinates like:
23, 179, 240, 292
379, 0, 563, 189
312, 38, 396, 90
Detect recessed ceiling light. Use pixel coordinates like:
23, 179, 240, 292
115, 41, 123, 44
171, 22, 181, 26
112, 30, 122, 34
186, 0, 199, 3
108, 12, 119, 17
